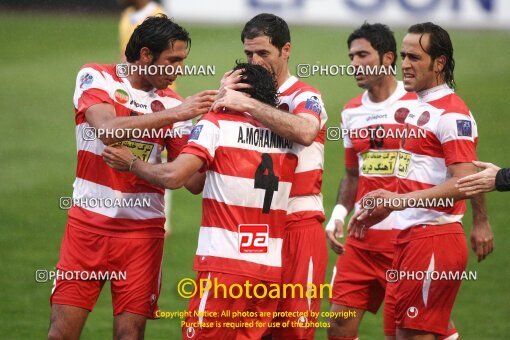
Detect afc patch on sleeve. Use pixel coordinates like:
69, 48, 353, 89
456, 119, 472, 137
189, 125, 203, 140
79, 72, 93, 89
304, 96, 322, 115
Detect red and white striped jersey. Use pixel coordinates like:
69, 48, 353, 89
277, 76, 327, 224
342, 81, 417, 251
395, 84, 478, 237
70, 63, 192, 238
181, 111, 298, 282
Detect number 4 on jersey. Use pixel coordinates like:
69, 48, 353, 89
254, 153, 279, 213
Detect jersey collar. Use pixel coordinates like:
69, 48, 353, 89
417, 83, 453, 103
278, 75, 298, 94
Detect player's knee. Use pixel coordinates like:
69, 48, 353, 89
327, 317, 359, 337
114, 320, 146, 340
47, 321, 65, 340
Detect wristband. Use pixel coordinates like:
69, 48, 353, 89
325, 204, 348, 231
128, 156, 138, 172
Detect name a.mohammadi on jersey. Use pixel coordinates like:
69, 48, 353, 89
181, 111, 298, 282
70, 64, 192, 238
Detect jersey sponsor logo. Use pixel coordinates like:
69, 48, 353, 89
394, 107, 410, 124
130, 99, 148, 110
456, 119, 472, 137
366, 114, 387, 122
113, 140, 154, 162
237, 126, 293, 149
151, 100, 165, 112
189, 125, 203, 140
361, 151, 398, 175
238, 224, 269, 253
114, 89, 129, 104
397, 151, 412, 177
304, 96, 322, 115
79, 73, 93, 89
417, 111, 430, 126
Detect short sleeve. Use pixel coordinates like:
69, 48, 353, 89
180, 117, 220, 169
73, 67, 113, 117
436, 112, 477, 166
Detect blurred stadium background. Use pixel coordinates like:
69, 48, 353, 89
1, 0, 509, 338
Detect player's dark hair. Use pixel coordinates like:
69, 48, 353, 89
408, 22, 456, 89
347, 22, 397, 67
125, 14, 190, 63
241, 13, 291, 51
233, 62, 278, 107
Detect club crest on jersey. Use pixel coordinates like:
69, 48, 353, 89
114, 89, 129, 104
278, 103, 289, 112
189, 125, 203, 140
394, 107, 410, 124
304, 96, 322, 115
417, 111, 430, 126
456, 119, 472, 136
79, 73, 93, 89
151, 100, 165, 113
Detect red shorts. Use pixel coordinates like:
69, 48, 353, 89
183, 271, 278, 340
270, 220, 328, 340
331, 240, 393, 314
388, 231, 468, 335
50, 224, 164, 318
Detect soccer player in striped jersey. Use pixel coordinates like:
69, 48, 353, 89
103, 62, 299, 339
215, 14, 328, 339
48, 16, 216, 340
349, 22, 493, 339
325, 23, 474, 340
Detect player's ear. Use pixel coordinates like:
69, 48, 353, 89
382, 51, 396, 67
281, 42, 291, 61
139, 47, 153, 64
434, 55, 446, 74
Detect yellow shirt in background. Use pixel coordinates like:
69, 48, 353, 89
119, 2, 176, 90
119, 2, 166, 57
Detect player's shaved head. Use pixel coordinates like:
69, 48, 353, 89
348, 22, 397, 67
407, 22, 455, 89
241, 13, 290, 51
233, 62, 278, 107
125, 14, 190, 63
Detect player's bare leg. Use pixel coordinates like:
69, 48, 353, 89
47, 304, 89, 340
113, 312, 147, 340
397, 328, 436, 340
327, 304, 364, 339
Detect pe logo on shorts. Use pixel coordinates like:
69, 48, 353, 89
407, 306, 419, 318
186, 326, 195, 338
238, 224, 269, 253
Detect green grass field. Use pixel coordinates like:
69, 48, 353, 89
1, 12, 509, 339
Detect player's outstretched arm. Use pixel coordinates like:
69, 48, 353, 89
349, 162, 480, 239
213, 88, 319, 146
325, 166, 359, 254
102, 145, 204, 189
456, 160, 502, 195
86, 90, 218, 145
